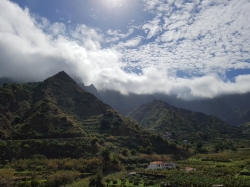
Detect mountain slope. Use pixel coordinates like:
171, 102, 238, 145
0, 72, 192, 159
3, 76, 250, 126
240, 122, 250, 134
127, 100, 242, 141
0, 71, 140, 139
78, 87, 250, 126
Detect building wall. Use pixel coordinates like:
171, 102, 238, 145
148, 163, 164, 170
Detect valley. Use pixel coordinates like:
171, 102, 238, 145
1, 72, 250, 187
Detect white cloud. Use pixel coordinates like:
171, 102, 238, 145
0, 0, 121, 84
117, 37, 142, 48
106, 28, 134, 42
1, 0, 250, 100
47, 22, 66, 36
142, 16, 162, 39
122, 0, 250, 74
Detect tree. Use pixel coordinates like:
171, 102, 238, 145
31, 178, 39, 187
214, 143, 224, 153
101, 149, 111, 173
196, 142, 203, 153
89, 171, 104, 187
214, 144, 220, 153
131, 148, 136, 155
105, 179, 110, 186
91, 137, 98, 145
231, 146, 237, 152
100, 120, 110, 129
145, 146, 153, 154
121, 148, 129, 156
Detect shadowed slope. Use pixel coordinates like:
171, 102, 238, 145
128, 100, 242, 141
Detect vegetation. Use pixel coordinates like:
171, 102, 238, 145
127, 100, 242, 141
0, 71, 145, 140
0, 148, 250, 186
1, 71, 250, 186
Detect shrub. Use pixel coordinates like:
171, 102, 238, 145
134, 180, 140, 185
14, 116, 21, 123
148, 180, 154, 185
61, 117, 67, 121
131, 149, 136, 155
100, 120, 111, 129
89, 172, 104, 187
45, 170, 81, 187
91, 137, 98, 145
35, 166, 44, 171
240, 171, 250, 176
0, 140, 7, 148
121, 148, 129, 156
0, 169, 14, 187
31, 179, 39, 187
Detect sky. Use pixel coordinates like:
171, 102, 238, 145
0, 0, 250, 99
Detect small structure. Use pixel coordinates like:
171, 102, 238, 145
165, 162, 178, 169
127, 171, 136, 175
147, 161, 178, 170
185, 167, 195, 172
162, 132, 172, 139
147, 161, 165, 170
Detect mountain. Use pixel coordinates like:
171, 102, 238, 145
77, 84, 250, 127
1, 72, 188, 160
0, 71, 141, 139
3, 76, 250, 126
240, 122, 250, 134
127, 100, 242, 141
96, 90, 250, 127
0, 76, 21, 86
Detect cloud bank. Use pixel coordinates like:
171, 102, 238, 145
0, 0, 250, 99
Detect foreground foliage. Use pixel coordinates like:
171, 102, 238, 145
0, 148, 250, 187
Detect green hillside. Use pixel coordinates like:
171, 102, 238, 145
240, 122, 250, 134
0, 71, 138, 139
0, 72, 187, 160
127, 100, 242, 141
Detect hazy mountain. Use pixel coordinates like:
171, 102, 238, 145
0, 76, 22, 86
240, 122, 250, 134
2, 75, 250, 126
127, 100, 242, 141
81, 88, 250, 127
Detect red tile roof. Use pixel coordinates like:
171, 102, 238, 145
150, 161, 164, 164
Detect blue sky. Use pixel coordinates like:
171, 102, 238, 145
0, 0, 250, 99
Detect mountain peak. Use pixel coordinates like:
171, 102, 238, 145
52, 71, 76, 84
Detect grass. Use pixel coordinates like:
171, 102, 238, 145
0, 148, 250, 186
100, 148, 250, 187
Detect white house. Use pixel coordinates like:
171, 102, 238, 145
147, 161, 165, 170
147, 161, 178, 170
